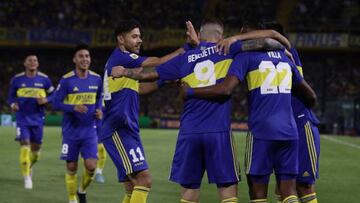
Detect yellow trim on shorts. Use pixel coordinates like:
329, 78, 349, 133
112, 132, 133, 174
245, 132, 254, 174
305, 122, 317, 177
229, 130, 240, 181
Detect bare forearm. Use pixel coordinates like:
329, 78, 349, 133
234, 30, 291, 49
125, 69, 159, 82
143, 48, 184, 67
241, 38, 284, 51
191, 84, 231, 99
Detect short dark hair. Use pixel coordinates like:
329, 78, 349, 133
74, 44, 90, 56
263, 21, 285, 36
23, 50, 38, 60
201, 18, 224, 30
114, 19, 141, 38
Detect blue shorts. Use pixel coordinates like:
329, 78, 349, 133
244, 133, 298, 183
60, 136, 98, 161
297, 121, 320, 184
103, 128, 148, 182
16, 125, 43, 144
170, 131, 240, 186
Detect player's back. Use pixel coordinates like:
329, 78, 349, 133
229, 50, 302, 140
170, 42, 234, 134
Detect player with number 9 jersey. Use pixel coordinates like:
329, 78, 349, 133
156, 40, 243, 187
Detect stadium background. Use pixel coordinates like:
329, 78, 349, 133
0, 1, 360, 203
0, 0, 359, 135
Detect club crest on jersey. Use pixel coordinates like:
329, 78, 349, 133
21, 83, 26, 87
73, 87, 79, 92
130, 53, 139, 59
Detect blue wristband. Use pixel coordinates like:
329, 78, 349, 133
186, 88, 195, 97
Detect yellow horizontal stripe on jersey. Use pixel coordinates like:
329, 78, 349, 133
297, 66, 304, 77
107, 76, 139, 93
181, 59, 232, 87
64, 92, 97, 105
246, 68, 292, 91
17, 87, 46, 98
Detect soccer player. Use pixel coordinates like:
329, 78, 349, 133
101, 19, 189, 203
111, 19, 288, 203
264, 21, 320, 203
180, 20, 317, 203
7, 54, 54, 189
53, 44, 103, 203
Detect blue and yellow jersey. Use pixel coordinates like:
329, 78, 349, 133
101, 48, 147, 140
53, 70, 103, 140
7, 71, 54, 126
228, 50, 303, 140
156, 41, 242, 134
290, 47, 320, 126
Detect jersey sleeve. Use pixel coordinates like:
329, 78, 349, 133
45, 77, 55, 102
290, 47, 302, 67
155, 54, 182, 80
291, 62, 304, 85
228, 40, 243, 57
119, 52, 147, 68
7, 77, 17, 105
227, 53, 249, 82
53, 78, 75, 113
95, 77, 103, 110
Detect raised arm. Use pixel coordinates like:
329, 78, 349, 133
184, 75, 240, 99
141, 48, 184, 67
241, 38, 284, 52
219, 29, 291, 55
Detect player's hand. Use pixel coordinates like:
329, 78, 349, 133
95, 109, 103, 119
186, 21, 199, 46
37, 97, 48, 105
74, 105, 88, 113
111, 66, 127, 79
217, 36, 237, 55
10, 102, 19, 112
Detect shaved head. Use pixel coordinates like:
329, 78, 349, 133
199, 19, 224, 42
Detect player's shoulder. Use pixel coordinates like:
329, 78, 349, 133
89, 70, 101, 78
37, 71, 49, 78
62, 71, 75, 79
14, 72, 25, 78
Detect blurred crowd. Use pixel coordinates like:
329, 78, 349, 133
1, 50, 359, 121
0, 0, 358, 31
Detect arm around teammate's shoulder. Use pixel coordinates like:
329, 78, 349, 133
141, 48, 184, 67
184, 75, 239, 99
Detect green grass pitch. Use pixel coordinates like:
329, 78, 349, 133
0, 126, 359, 203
